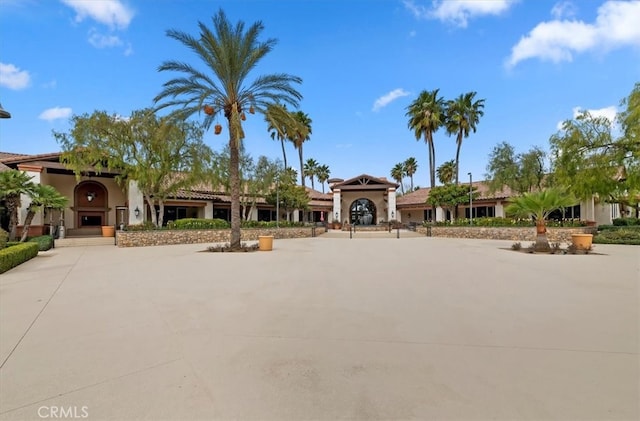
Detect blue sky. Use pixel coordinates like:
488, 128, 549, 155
1, 0, 639, 189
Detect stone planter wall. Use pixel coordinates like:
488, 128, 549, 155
415, 226, 597, 243
116, 226, 326, 248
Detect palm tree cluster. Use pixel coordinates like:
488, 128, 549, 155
303, 159, 331, 193
406, 90, 485, 189
0, 170, 68, 241
390, 157, 419, 195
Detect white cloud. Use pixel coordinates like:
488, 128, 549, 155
556, 105, 618, 130
372, 88, 410, 112
39, 107, 72, 122
61, 0, 134, 30
88, 29, 123, 48
507, 0, 640, 68
0, 62, 30, 90
551, 1, 578, 20
404, 0, 516, 27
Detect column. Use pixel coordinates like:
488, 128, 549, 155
387, 187, 396, 221
332, 189, 341, 223
495, 201, 504, 218
204, 202, 213, 219
128, 180, 145, 225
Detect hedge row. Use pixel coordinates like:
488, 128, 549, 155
593, 229, 640, 245
612, 217, 640, 226
427, 217, 585, 228
30, 235, 53, 251
0, 242, 39, 274
168, 218, 230, 229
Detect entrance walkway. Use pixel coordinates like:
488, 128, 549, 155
1, 238, 637, 420
322, 229, 424, 238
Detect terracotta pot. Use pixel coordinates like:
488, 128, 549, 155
571, 234, 593, 250
101, 226, 115, 237
214, 124, 222, 135
258, 235, 273, 251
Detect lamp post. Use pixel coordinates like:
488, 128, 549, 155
275, 175, 279, 229
468, 172, 473, 225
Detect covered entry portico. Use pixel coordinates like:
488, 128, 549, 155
330, 175, 398, 225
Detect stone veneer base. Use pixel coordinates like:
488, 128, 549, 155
116, 227, 326, 248
415, 226, 597, 243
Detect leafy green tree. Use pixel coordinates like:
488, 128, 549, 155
265, 167, 309, 221
485, 141, 546, 195
315, 164, 331, 194
403, 157, 418, 191
391, 163, 405, 194
550, 85, 640, 216
437, 160, 456, 185
406, 89, 446, 191
426, 184, 478, 221
19, 185, 68, 242
0, 170, 35, 240
445, 92, 485, 185
154, 9, 303, 249
506, 189, 576, 252
304, 158, 319, 190
55, 109, 212, 227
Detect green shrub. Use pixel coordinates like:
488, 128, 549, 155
594, 229, 640, 245
613, 217, 640, 226
241, 220, 304, 228
0, 242, 39, 274
598, 224, 640, 231
172, 218, 230, 229
126, 221, 157, 231
0, 228, 8, 249
29, 235, 53, 251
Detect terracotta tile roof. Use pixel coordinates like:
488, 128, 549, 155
305, 187, 332, 200
332, 174, 398, 190
396, 181, 515, 208
0, 152, 62, 164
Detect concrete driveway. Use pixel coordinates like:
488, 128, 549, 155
1, 237, 638, 420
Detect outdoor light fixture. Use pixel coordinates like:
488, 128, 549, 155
468, 172, 473, 225
134, 206, 140, 217
0, 102, 11, 119
391, 211, 395, 219
86, 191, 96, 202
335, 212, 338, 220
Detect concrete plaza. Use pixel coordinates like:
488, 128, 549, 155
0, 236, 638, 420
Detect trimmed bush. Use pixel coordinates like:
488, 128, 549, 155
241, 220, 304, 228
598, 224, 640, 231
172, 218, 230, 229
613, 217, 640, 226
0, 242, 39, 274
29, 235, 53, 251
594, 229, 640, 245
0, 228, 8, 249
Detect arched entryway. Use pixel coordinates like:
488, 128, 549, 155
75, 181, 108, 227
349, 198, 376, 225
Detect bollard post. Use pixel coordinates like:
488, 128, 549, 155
397, 226, 400, 239
312, 226, 316, 237
350, 225, 353, 239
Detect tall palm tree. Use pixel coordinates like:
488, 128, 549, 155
406, 89, 446, 191
437, 160, 456, 185
304, 158, 319, 190
265, 103, 297, 170
445, 91, 485, 185
316, 164, 330, 193
290, 111, 312, 187
403, 157, 418, 191
19, 185, 68, 242
506, 189, 575, 252
0, 170, 35, 241
154, 9, 303, 250
391, 163, 405, 195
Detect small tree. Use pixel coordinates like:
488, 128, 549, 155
265, 168, 309, 221
427, 184, 478, 221
485, 141, 546, 195
0, 170, 35, 240
391, 163, 406, 194
506, 189, 575, 252
20, 185, 68, 242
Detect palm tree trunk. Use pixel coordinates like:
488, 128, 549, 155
454, 132, 462, 186
6, 197, 19, 241
230, 135, 241, 249
535, 220, 550, 252
310, 176, 315, 190
427, 133, 437, 219
298, 146, 305, 188
410, 175, 414, 191
280, 138, 287, 169
20, 210, 36, 242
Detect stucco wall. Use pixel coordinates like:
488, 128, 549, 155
339, 190, 387, 224
116, 226, 326, 247
42, 173, 127, 228
415, 226, 597, 243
